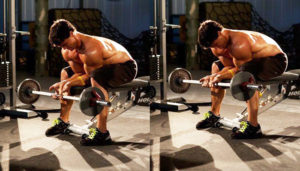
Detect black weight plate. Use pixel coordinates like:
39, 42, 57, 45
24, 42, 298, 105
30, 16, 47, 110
17, 79, 41, 104
168, 68, 192, 93
79, 87, 106, 116
230, 71, 256, 101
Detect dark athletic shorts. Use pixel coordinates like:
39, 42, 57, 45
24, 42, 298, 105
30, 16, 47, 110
214, 53, 288, 81
63, 60, 137, 89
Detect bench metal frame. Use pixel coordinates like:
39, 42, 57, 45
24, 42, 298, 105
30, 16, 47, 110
65, 77, 152, 136
217, 70, 300, 130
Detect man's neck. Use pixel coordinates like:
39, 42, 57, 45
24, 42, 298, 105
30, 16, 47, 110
223, 29, 230, 47
74, 32, 85, 53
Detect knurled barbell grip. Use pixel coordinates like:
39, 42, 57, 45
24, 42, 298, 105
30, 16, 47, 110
181, 79, 262, 90
31, 90, 111, 106
182, 80, 202, 84
214, 82, 231, 88
31, 90, 80, 101
182, 80, 231, 87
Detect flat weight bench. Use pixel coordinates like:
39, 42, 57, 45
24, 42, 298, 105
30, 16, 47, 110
217, 69, 300, 130
257, 70, 300, 85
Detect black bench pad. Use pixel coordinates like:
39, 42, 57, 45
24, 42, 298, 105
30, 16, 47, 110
258, 69, 300, 85
70, 76, 150, 95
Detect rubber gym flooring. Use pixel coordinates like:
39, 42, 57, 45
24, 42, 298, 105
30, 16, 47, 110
0, 72, 150, 171
151, 70, 300, 171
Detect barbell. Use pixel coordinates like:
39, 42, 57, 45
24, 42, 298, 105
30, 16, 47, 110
168, 68, 264, 101
17, 79, 111, 116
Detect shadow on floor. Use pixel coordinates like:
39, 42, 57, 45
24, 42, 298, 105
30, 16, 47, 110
56, 133, 149, 170
151, 112, 220, 170
206, 126, 300, 170
0, 119, 62, 171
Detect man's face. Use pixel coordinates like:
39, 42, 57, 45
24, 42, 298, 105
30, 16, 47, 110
59, 32, 77, 50
209, 31, 225, 49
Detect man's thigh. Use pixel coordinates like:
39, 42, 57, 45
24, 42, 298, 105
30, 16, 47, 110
240, 53, 287, 81
90, 60, 137, 89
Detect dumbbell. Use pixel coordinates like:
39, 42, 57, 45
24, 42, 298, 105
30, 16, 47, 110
168, 68, 264, 101
17, 79, 111, 116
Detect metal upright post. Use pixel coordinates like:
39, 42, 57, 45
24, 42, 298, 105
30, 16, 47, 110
153, 0, 157, 54
3, 0, 7, 62
3, 0, 6, 34
160, 0, 167, 101
8, 0, 16, 108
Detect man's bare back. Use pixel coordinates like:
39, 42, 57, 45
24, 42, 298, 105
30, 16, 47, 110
210, 29, 285, 68
62, 32, 133, 76
48, 19, 137, 98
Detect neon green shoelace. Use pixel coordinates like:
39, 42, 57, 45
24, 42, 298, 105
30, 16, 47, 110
88, 128, 97, 139
203, 112, 211, 120
240, 121, 248, 133
52, 118, 61, 126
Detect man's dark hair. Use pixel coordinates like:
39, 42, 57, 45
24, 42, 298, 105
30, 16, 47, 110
49, 19, 76, 46
198, 20, 223, 48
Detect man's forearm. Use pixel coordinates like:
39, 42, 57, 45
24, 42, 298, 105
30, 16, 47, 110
217, 67, 239, 80
73, 74, 89, 86
64, 74, 89, 87
64, 73, 82, 82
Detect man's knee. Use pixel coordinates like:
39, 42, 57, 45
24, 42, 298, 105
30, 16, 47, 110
61, 67, 74, 80
211, 62, 221, 74
61, 68, 69, 80
90, 78, 109, 100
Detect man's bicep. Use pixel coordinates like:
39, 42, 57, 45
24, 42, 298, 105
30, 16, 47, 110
211, 48, 234, 67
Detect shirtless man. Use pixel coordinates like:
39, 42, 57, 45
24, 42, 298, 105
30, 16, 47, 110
45, 19, 137, 145
196, 20, 287, 139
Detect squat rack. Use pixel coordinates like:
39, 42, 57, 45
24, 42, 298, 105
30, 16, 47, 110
151, 0, 180, 101
0, 0, 37, 117
150, 0, 211, 112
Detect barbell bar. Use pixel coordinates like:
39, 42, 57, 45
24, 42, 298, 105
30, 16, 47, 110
168, 68, 265, 101
17, 79, 111, 116
181, 79, 263, 90
30, 90, 111, 106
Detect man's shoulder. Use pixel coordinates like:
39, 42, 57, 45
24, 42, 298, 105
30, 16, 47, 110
229, 31, 252, 47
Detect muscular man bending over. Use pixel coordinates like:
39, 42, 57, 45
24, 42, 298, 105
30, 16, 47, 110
196, 20, 287, 139
46, 19, 137, 145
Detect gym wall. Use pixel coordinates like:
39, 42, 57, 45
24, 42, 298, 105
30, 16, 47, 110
19, 0, 153, 39
169, 1, 300, 70
171, 0, 300, 32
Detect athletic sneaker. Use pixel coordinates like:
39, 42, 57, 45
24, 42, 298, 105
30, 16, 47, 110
45, 118, 69, 136
80, 128, 112, 146
231, 121, 263, 139
196, 111, 220, 129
